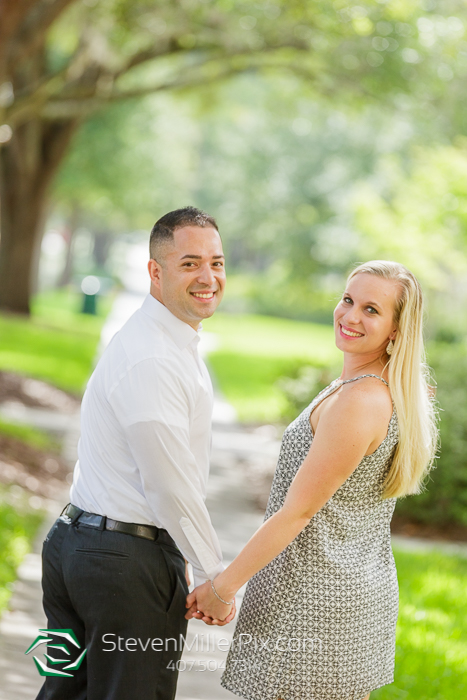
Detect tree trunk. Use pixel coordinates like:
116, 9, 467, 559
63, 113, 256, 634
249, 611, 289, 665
0, 117, 79, 314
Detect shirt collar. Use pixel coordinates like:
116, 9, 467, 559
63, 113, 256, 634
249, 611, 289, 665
140, 294, 200, 350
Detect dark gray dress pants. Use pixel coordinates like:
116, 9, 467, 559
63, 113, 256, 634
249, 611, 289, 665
35, 515, 188, 700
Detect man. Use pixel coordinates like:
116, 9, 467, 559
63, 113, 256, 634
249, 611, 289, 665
37, 207, 233, 700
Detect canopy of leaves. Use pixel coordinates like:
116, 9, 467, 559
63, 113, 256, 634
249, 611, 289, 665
4, 0, 467, 128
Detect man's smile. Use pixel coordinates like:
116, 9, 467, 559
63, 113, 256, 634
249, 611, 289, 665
191, 291, 216, 300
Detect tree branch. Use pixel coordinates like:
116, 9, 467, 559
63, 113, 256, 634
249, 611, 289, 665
112, 41, 189, 80
111, 35, 309, 81
41, 66, 252, 119
6, 42, 310, 124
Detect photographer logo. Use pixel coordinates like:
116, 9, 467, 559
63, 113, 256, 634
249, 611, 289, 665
25, 629, 86, 677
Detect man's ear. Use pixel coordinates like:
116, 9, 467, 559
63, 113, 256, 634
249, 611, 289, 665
148, 259, 162, 289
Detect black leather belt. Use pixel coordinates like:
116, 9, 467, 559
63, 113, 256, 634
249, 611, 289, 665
62, 503, 177, 548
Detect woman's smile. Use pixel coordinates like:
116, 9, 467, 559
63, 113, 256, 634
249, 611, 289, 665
339, 324, 364, 339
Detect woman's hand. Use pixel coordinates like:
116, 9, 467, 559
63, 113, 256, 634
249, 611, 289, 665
185, 581, 236, 625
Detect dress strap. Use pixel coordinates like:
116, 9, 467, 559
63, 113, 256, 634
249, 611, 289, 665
339, 374, 389, 388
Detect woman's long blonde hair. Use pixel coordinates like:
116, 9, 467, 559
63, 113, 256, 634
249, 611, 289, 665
348, 261, 438, 498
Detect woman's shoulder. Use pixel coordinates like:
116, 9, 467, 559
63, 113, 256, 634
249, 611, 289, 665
337, 375, 393, 417
312, 375, 394, 452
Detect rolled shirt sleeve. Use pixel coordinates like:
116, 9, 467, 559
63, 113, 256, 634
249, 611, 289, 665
110, 358, 224, 587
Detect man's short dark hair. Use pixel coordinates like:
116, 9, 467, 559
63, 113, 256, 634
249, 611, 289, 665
149, 206, 219, 260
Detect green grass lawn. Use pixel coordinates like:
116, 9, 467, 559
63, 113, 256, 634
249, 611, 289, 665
202, 313, 339, 421
373, 548, 467, 699
0, 288, 112, 394
0, 486, 43, 615
0, 417, 59, 452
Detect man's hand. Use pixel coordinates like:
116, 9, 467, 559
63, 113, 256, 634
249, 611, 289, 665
185, 581, 236, 625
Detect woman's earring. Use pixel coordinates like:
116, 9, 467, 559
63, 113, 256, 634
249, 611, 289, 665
386, 340, 394, 356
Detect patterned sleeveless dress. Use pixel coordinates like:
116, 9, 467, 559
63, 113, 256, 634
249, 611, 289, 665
221, 375, 399, 700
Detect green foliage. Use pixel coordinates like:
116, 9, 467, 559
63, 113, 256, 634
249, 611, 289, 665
352, 142, 467, 331
55, 75, 467, 322
395, 342, 467, 527
236, 272, 342, 324
0, 487, 43, 615
50, 0, 463, 105
373, 548, 467, 699
0, 289, 110, 394
277, 364, 341, 422
49, 0, 467, 324
192, 78, 378, 317
54, 96, 197, 230
192, 80, 467, 323
203, 312, 338, 421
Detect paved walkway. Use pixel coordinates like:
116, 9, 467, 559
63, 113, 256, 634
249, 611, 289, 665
1, 291, 466, 700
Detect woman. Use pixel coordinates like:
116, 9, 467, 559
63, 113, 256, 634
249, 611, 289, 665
186, 261, 438, 700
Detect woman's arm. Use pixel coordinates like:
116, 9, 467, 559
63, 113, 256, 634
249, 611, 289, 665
186, 383, 391, 622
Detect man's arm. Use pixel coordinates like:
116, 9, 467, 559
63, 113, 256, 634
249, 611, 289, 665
111, 358, 224, 586
124, 419, 223, 585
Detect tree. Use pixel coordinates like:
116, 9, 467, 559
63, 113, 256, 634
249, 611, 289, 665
0, 0, 79, 312
0, 0, 310, 313
1, 0, 466, 313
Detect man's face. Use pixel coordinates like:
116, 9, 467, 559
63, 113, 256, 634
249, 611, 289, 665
148, 225, 226, 329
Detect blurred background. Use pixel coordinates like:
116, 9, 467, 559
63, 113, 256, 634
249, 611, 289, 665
0, 0, 466, 698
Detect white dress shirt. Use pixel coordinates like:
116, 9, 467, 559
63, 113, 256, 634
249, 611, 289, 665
70, 294, 224, 586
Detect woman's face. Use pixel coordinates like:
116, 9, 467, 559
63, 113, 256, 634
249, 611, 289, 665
334, 273, 399, 356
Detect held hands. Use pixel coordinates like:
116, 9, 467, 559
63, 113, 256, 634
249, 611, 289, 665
185, 580, 236, 626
